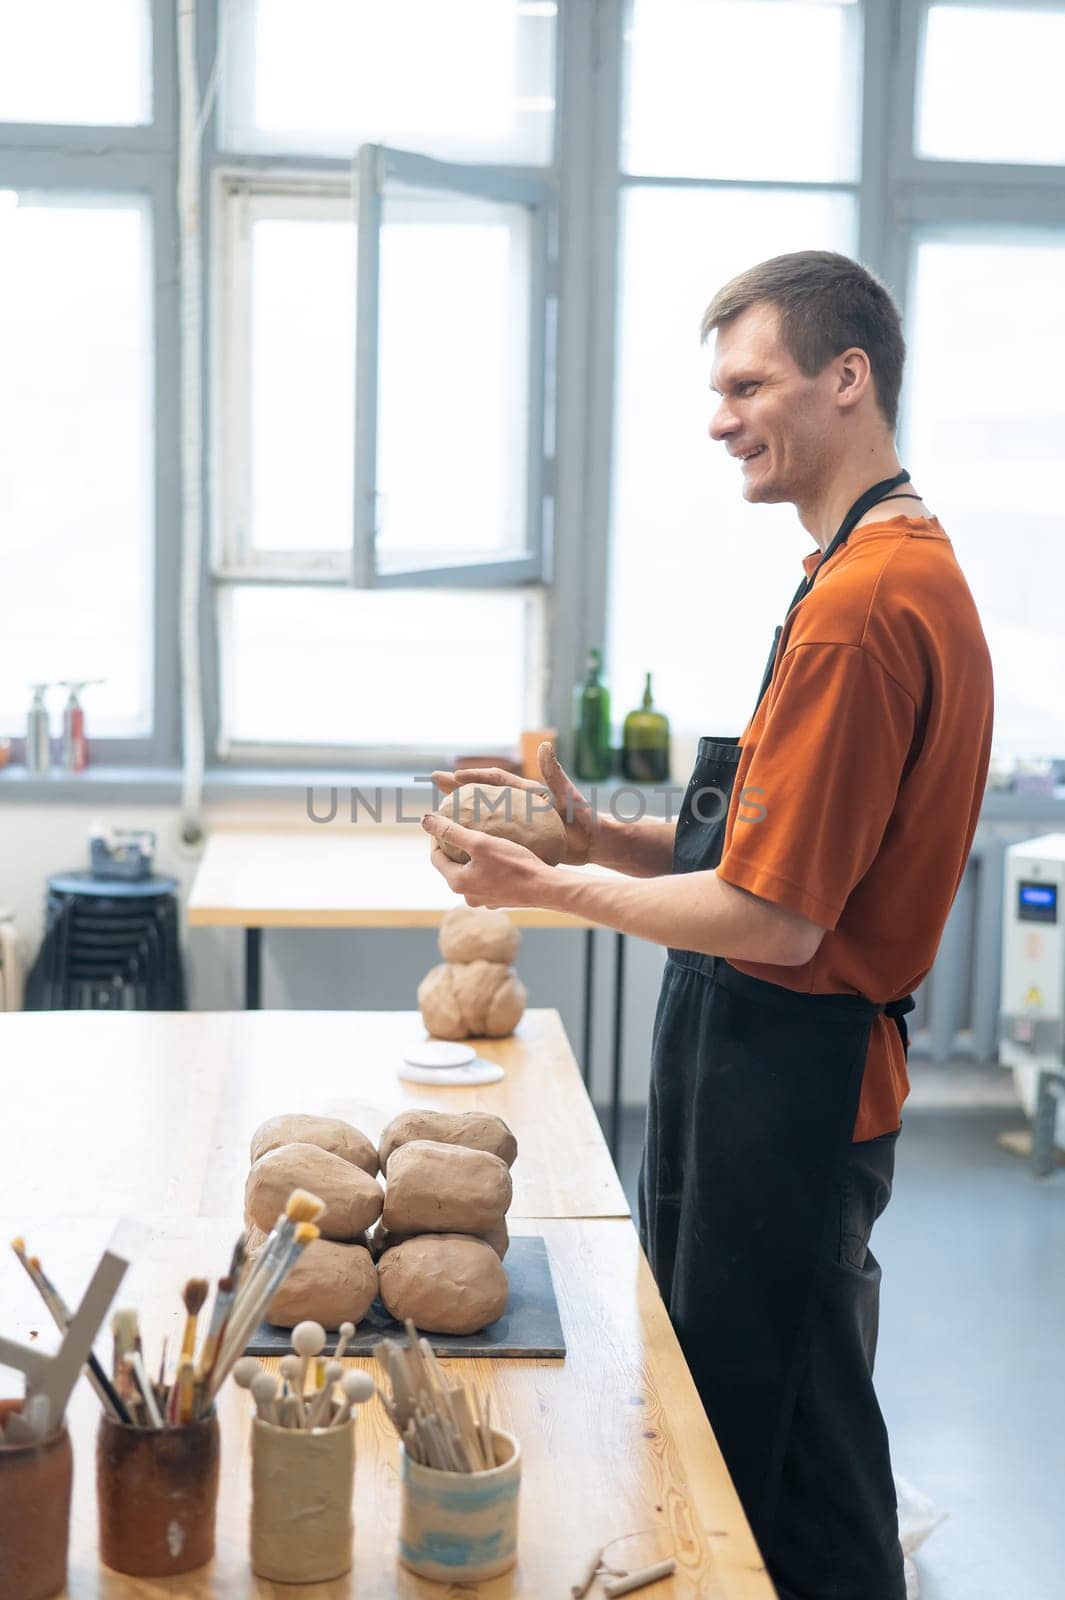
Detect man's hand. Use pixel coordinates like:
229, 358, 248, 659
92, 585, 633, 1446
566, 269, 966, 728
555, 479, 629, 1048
422, 812, 552, 909
430, 742, 595, 867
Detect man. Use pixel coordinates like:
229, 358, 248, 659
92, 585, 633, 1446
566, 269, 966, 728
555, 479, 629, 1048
424, 251, 994, 1599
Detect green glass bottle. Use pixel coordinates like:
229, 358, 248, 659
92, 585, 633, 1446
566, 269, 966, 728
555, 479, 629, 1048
622, 672, 671, 783
572, 648, 612, 781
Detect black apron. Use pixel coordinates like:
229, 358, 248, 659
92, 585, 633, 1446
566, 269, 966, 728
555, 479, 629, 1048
638, 473, 916, 1561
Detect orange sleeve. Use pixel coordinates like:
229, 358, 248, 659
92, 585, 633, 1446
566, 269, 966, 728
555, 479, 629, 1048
717, 643, 917, 929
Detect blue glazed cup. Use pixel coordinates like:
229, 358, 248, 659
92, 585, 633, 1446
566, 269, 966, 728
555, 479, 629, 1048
398, 1428, 521, 1583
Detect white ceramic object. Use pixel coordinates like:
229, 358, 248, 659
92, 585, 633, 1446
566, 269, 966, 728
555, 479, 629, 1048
403, 1041, 476, 1069
397, 1058, 505, 1087
250, 1416, 355, 1583
399, 1428, 520, 1583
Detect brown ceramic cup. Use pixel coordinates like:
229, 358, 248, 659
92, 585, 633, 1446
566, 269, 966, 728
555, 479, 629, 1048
96, 1412, 220, 1576
0, 1397, 74, 1600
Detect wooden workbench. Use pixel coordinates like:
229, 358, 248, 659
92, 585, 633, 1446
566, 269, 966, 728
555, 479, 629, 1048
0, 1009, 774, 1599
186, 827, 633, 1158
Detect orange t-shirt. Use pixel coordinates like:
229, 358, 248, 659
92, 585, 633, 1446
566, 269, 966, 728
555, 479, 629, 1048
716, 515, 994, 1142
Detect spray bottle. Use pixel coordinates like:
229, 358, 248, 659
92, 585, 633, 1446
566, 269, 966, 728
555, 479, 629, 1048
60, 680, 102, 773
26, 684, 52, 773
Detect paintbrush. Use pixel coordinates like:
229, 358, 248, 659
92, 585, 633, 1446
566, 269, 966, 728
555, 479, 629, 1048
11, 1240, 131, 1424
193, 1274, 234, 1411
179, 1278, 209, 1365
208, 1219, 320, 1396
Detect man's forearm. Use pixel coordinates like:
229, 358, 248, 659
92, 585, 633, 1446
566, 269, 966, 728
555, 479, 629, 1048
588, 813, 677, 878
540, 857, 823, 967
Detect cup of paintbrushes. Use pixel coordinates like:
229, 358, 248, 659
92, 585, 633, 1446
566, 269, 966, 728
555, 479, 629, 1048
399, 1428, 521, 1583
96, 1411, 220, 1576
250, 1412, 356, 1583
0, 1398, 74, 1600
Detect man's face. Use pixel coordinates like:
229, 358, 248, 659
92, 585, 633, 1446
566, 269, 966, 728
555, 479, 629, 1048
708, 302, 837, 505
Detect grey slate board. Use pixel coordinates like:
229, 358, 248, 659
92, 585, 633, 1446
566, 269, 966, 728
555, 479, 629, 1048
243, 1235, 565, 1359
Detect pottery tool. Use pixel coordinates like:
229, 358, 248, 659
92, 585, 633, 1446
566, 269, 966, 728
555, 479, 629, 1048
333, 1320, 355, 1361
251, 1370, 279, 1424
179, 1277, 208, 1362
306, 1361, 342, 1428
601, 1559, 677, 1597
372, 1323, 495, 1470
232, 1356, 262, 1393
111, 1308, 143, 1415
331, 1369, 374, 1427
10, 1240, 131, 1424
291, 1320, 326, 1416
126, 1351, 164, 1428
0, 1219, 142, 1434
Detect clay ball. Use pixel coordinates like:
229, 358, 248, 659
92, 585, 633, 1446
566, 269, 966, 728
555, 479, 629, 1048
418, 960, 527, 1040
438, 907, 521, 965
245, 1142, 383, 1241
435, 784, 567, 866
261, 1239, 378, 1330
383, 1139, 512, 1237
378, 1109, 517, 1174
249, 1113, 379, 1178
376, 1234, 509, 1335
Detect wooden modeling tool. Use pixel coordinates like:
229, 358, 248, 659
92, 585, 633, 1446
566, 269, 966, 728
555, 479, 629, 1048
10, 1240, 131, 1424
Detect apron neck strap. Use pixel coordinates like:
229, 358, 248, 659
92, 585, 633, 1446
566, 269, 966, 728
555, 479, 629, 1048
754, 469, 911, 714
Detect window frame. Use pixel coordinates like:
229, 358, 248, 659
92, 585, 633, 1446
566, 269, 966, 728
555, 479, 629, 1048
0, 0, 180, 767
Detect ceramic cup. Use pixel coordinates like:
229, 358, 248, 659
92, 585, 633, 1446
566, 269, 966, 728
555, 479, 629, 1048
96, 1412, 220, 1576
399, 1427, 521, 1584
0, 1398, 73, 1600
250, 1415, 356, 1583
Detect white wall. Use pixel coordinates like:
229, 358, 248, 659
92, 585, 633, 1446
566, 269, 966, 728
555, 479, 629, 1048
0, 798, 666, 1108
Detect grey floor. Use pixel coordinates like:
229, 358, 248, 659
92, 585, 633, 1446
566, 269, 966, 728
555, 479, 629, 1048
600, 1066, 1065, 1600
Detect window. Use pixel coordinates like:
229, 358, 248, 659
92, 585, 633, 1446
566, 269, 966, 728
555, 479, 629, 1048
904, 227, 1065, 758
0, 0, 151, 126
0, 194, 155, 740
917, 3, 1065, 166
222, 0, 556, 165
607, 0, 859, 748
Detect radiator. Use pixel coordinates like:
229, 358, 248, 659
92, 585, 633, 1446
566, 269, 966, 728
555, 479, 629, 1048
908, 833, 1003, 1063
0, 909, 23, 1012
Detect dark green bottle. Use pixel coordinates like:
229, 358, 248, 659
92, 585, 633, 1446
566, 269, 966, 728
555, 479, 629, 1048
572, 647, 612, 781
622, 672, 671, 783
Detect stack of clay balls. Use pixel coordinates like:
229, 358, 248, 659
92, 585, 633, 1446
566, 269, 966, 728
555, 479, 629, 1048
243, 1109, 518, 1336
417, 907, 529, 1041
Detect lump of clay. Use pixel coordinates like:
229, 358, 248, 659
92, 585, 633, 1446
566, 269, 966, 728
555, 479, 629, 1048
249, 1113, 379, 1178
383, 1140, 512, 1237
377, 1234, 508, 1335
378, 1110, 517, 1174
263, 1240, 378, 1330
435, 784, 566, 867
370, 1216, 509, 1262
418, 960, 527, 1040
438, 907, 520, 966
245, 1142, 383, 1241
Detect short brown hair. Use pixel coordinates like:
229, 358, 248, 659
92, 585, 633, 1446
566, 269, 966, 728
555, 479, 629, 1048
701, 250, 906, 431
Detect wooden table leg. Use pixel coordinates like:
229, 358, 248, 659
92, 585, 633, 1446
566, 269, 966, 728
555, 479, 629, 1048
581, 928, 595, 1088
610, 932, 626, 1161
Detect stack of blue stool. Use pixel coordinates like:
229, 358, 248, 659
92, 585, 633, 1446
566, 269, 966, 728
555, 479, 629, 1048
26, 873, 186, 1010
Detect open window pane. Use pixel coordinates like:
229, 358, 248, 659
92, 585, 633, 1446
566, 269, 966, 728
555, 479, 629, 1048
221, 587, 535, 749
904, 228, 1065, 759
375, 187, 533, 574
0, 195, 153, 738
0, 0, 149, 125
623, 0, 861, 181
607, 186, 856, 748
227, 0, 555, 165
248, 206, 355, 554
917, 4, 1065, 166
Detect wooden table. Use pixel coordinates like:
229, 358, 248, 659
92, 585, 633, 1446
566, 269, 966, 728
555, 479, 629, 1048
0, 1009, 628, 1220
187, 828, 632, 1157
0, 1009, 774, 1599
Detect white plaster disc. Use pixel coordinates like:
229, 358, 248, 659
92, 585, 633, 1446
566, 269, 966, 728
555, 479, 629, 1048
397, 1057, 505, 1086
403, 1040, 476, 1069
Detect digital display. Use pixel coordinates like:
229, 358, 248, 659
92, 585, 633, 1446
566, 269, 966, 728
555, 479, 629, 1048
1018, 880, 1058, 923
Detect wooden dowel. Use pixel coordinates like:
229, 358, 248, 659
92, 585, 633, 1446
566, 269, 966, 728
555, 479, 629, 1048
601, 1558, 677, 1597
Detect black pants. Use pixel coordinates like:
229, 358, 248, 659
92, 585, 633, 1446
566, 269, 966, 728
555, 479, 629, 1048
769, 1129, 906, 1600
